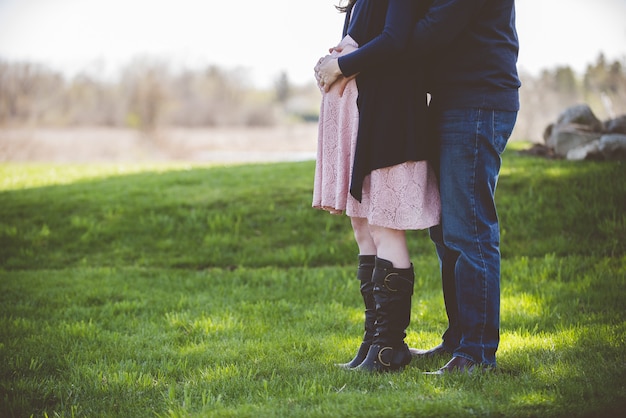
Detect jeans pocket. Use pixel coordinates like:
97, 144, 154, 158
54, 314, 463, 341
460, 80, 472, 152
492, 111, 518, 155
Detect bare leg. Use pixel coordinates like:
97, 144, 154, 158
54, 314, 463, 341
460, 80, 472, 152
368, 224, 410, 268
351, 217, 376, 255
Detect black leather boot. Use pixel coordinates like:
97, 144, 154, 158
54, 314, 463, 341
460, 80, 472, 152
355, 257, 414, 372
337, 255, 376, 369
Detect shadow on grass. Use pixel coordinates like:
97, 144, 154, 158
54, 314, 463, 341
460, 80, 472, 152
497, 152, 625, 258
0, 162, 358, 270
2, 155, 625, 272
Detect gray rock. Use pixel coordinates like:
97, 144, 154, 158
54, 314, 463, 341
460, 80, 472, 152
556, 104, 603, 132
566, 140, 601, 161
604, 116, 626, 135
550, 124, 601, 157
599, 134, 626, 160
542, 104, 626, 160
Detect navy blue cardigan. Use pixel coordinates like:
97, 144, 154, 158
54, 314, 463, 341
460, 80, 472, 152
337, 0, 433, 202
411, 0, 521, 111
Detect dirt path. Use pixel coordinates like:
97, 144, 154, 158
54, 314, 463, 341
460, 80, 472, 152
0, 124, 318, 163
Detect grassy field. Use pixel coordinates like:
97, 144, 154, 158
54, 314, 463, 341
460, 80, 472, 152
1, 143, 625, 417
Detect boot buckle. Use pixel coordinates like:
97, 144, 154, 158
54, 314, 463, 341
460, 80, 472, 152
383, 273, 400, 292
377, 346, 392, 367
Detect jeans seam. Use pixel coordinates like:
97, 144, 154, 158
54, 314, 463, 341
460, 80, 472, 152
474, 109, 489, 363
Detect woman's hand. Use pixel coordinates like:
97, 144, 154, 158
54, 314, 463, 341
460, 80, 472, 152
314, 42, 357, 93
313, 55, 331, 89
315, 57, 342, 92
314, 55, 341, 92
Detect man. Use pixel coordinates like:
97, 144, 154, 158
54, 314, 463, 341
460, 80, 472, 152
409, 0, 521, 374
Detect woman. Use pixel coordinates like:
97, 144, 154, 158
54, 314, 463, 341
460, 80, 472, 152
313, 0, 439, 372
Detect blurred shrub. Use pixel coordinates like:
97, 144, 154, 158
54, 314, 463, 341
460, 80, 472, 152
1, 54, 625, 141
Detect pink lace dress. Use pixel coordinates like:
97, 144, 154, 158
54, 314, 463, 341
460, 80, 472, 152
312, 35, 441, 231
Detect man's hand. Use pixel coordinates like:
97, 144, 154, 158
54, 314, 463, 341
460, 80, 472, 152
336, 73, 358, 97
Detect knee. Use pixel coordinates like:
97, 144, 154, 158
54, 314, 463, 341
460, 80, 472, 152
351, 217, 371, 242
369, 224, 405, 247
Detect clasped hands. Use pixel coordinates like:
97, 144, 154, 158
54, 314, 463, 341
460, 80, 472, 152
314, 45, 357, 95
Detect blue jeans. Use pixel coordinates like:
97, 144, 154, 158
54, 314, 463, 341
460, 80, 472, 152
429, 107, 517, 367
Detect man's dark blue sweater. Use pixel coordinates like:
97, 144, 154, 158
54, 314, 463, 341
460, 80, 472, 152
411, 0, 521, 111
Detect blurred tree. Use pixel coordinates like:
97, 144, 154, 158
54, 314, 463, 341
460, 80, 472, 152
584, 54, 626, 118
553, 66, 580, 101
1, 53, 624, 138
274, 71, 291, 104
65, 74, 122, 126
170, 65, 255, 126
121, 58, 170, 132
0, 62, 62, 126
584, 53, 626, 118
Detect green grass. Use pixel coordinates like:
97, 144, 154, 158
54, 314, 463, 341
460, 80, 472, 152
1, 144, 625, 417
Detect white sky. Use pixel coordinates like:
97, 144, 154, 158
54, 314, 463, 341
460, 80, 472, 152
0, 0, 625, 88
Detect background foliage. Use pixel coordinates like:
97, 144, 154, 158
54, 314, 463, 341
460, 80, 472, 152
1, 54, 625, 141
